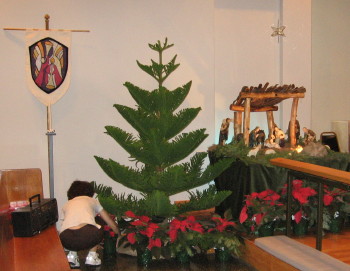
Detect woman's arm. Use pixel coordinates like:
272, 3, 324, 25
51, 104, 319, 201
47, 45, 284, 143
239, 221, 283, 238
99, 209, 120, 236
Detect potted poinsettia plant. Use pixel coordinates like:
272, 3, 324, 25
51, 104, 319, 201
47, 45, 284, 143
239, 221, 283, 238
281, 179, 317, 235
167, 215, 205, 263
239, 189, 285, 237
323, 185, 350, 233
103, 225, 118, 260
120, 211, 168, 266
205, 216, 241, 262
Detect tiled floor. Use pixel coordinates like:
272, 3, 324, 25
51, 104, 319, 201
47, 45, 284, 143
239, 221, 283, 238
74, 248, 255, 271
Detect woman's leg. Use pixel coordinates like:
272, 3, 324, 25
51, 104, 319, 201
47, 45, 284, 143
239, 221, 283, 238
89, 245, 98, 252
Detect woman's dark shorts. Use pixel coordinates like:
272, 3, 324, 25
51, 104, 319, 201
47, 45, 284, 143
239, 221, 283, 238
59, 224, 104, 251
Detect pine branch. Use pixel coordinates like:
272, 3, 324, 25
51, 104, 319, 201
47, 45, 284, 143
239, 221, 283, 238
104, 125, 208, 167
144, 154, 233, 196
164, 108, 201, 139
161, 55, 180, 83
148, 38, 174, 52
97, 194, 141, 218
140, 129, 208, 167
114, 105, 201, 141
140, 39, 178, 87
198, 157, 234, 183
95, 156, 153, 193
91, 181, 116, 198
140, 190, 177, 217
124, 81, 192, 113
176, 185, 232, 214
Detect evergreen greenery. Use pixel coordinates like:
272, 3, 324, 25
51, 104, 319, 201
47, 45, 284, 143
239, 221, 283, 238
94, 38, 233, 218
210, 141, 350, 169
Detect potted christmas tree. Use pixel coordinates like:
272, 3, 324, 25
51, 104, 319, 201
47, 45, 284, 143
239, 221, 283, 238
94, 38, 233, 220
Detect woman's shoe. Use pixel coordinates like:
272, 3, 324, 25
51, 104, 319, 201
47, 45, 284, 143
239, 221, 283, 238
85, 251, 101, 266
67, 251, 80, 269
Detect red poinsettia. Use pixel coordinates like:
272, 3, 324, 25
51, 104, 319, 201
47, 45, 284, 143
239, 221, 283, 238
168, 215, 204, 243
239, 205, 248, 225
199, 215, 241, 255
126, 232, 136, 244
281, 179, 317, 224
324, 194, 333, 206
323, 185, 348, 206
322, 185, 350, 222
148, 241, 161, 250
208, 216, 236, 232
104, 225, 117, 239
239, 189, 285, 233
123, 211, 163, 250
166, 215, 208, 258
282, 180, 317, 204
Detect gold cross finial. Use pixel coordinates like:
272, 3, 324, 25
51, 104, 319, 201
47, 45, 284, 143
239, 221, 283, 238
271, 20, 286, 43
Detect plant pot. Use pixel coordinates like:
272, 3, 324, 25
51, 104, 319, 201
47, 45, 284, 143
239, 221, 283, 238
257, 222, 275, 237
215, 247, 231, 262
103, 238, 117, 261
175, 250, 191, 264
329, 215, 345, 233
136, 248, 152, 267
293, 218, 309, 236
151, 215, 166, 223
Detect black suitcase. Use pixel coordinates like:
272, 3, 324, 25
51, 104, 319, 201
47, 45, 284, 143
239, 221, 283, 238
11, 194, 58, 237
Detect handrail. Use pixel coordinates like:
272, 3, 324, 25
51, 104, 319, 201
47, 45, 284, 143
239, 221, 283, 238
270, 157, 350, 251
270, 158, 350, 185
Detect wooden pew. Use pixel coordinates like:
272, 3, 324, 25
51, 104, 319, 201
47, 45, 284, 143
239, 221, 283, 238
0, 170, 13, 271
0, 169, 71, 271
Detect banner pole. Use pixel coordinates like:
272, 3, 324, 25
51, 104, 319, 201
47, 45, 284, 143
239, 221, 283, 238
47, 104, 55, 198
45, 15, 56, 199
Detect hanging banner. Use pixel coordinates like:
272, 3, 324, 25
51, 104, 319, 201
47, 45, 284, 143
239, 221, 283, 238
25, 30, 71, 106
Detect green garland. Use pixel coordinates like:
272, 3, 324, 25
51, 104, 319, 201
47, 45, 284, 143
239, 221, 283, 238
209, 142, 350, 170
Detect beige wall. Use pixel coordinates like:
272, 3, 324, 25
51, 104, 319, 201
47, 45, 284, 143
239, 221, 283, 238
312, 0, 350, 138
0, 0, 217, 213
0, 0, 312, 221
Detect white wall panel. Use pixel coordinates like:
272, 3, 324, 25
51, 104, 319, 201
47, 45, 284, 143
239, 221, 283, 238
214, 0, 281, 144
282, 0, 311, 133
312, 0, 350, 138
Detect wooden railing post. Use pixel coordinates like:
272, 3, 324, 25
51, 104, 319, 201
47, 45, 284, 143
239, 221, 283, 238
286, 173, 293, 237
316, 183, 324, 250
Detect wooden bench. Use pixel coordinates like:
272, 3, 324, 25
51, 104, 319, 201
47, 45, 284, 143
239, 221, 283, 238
241, 238, 299, 271
254, 235, 350, 271
0, 169, 71, 271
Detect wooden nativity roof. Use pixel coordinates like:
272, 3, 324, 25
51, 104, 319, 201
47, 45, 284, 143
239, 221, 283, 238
230, 82, 306, 112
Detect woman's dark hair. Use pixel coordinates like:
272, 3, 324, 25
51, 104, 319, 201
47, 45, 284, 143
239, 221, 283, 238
67, 180, 94, 200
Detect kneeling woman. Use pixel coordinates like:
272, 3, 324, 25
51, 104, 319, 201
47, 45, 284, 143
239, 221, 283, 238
59, 180, 120, 268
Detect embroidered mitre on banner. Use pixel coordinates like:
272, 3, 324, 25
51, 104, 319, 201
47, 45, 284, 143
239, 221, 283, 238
25, 30, 71, 106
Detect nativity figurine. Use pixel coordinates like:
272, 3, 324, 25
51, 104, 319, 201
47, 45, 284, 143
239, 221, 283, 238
219, 118, 232, 145
249, 126, 260, 147
303, 127, 316, 145
273, 125, 286, 147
